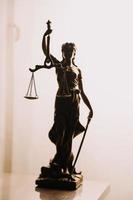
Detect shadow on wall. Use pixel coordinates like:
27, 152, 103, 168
2, 0, 15, 173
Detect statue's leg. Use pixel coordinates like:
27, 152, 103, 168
51, 116, 66, 169
51, 118, 75, 174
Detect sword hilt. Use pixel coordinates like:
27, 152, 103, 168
47, 20, 51, 32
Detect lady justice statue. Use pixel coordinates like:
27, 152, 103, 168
25, 21, 93, 190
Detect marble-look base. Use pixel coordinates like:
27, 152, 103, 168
0, 173, 110, 200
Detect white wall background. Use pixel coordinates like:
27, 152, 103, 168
0, 0, 133, 199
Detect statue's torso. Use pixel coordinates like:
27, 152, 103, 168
56, 65, 81, 97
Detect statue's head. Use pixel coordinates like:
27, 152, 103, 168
61, 43, 76, 60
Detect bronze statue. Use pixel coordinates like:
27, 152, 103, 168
25, 21, 93, 190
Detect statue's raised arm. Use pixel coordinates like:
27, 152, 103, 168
29, 20, 60, 72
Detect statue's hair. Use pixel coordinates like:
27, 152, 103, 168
61, 42, 77, 66
61, 42, 76, 53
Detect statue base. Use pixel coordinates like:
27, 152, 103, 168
35, 166, 83, 190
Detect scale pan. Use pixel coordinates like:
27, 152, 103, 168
24, 96, 39, 100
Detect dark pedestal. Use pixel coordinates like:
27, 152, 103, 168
35, 166, 83, 190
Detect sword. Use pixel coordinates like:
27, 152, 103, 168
71, 117, 92, 175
